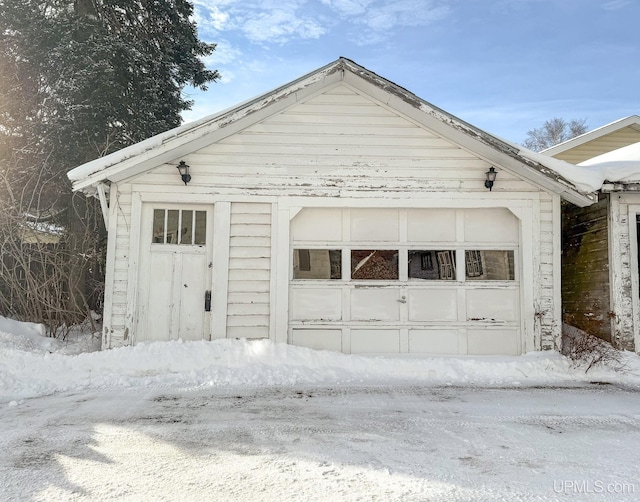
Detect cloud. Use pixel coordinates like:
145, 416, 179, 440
241, 9, 326, 43
194, 0, 326, 44
194, 0, 453, 46
602, 0, 632, 10
322, 0, 451, 33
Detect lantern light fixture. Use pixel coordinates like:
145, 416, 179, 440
484, 166, 497, 191
177, 160, 191, 185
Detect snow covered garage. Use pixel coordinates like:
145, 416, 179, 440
67, 58, 594, 355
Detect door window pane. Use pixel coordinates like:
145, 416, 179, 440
152, 208, 207, 245
180, 210, 194, 245
351, 250, 398, 280
409, 250, 456, 280
293, 249, 342, 279
194, 211, 206, 245
153, 209, 166, 243
166, 210, 179, 243
465, 250, 515, 280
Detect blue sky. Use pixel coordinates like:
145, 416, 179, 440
185, 0, 639, 144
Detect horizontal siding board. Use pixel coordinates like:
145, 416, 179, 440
231, 202, 272, 214
229, 247, 270, 259
227, 303, 270, 315
229, 224, 271, 238
229, 236, 271, 248
230, 212, 272, 224
228, 133, 449, 147
228, 292, 270, 304
204, 143, 476, 159
225, 123, 435, 137
185, 154, 489, 169
228, 257, 271, 270
228, 269, 271, 281
264, 112, 417, 127
228, 280, 270, 293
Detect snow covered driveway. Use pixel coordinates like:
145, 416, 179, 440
2, 384, 639, 501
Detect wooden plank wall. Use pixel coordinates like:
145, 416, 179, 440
227, 202, 271, 338
561, 197, 612, 342
539, 194, 558, 350
142, 86, 540, 195
105, 184, 133, 347
609, 196, 636, 350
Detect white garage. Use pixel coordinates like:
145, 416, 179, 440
67, 58, 594, 355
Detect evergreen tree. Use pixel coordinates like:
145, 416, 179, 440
0, 0, 219, 333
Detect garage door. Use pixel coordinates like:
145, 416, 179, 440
289, 208, 521, 355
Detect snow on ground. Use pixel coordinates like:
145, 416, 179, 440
1, 316, 640, 501
2, 317, 640, 403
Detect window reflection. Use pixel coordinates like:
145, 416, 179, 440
465, 250, 515, 280
293, 249, 342, 279
351, 250, 398, 280
408, 250, 456, 280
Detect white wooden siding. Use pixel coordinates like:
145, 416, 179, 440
227, 202, 271, 339
136, 85, 538, 195
538, 194, 558, 350
105, 184, 132, 347
610, 196, 636, 350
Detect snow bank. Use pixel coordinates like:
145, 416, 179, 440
0, 316, 52, 353
2, 317, 639, 403
524, 140, 640, 193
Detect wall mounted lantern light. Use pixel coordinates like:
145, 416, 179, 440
177, 160, 191, 185
484, 166, 497, 191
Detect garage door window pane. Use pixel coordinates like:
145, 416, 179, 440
409, 250, 456, 280
293, 249, 342, 279
465, 250, 515, 280
351, 250, 398, 280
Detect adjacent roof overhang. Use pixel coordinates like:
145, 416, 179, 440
541, 115, 640, 157
67, 57, 595, 207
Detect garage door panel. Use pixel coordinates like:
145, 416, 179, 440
291, 208, 343, 241
291, 288, 342, 320
351, 208, 399, 241
292, 329, 342, 351
464, 208, 519, 243
409, 329, 460, 354
407, 209, 456, 242
351, 288, 400, 321
408, 289, 458, 321
466, 289, 519, 321
351, 329, 400, 353
467, 329, 519, 355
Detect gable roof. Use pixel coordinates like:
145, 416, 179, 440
542, 115, 640, 158
67, 57, 595, 207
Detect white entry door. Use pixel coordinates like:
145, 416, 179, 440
136, 204, 214, 343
